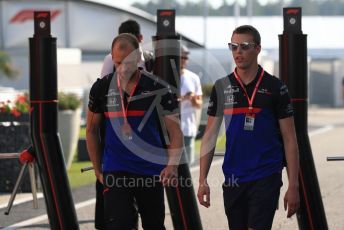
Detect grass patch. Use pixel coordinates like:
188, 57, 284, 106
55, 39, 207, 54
79, 126, 86, 138
67, 127, 93, 188
195, 134, 226, 156
68, 160, 95, 188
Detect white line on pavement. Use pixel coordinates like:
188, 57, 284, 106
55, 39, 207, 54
309, 125, 334, 137
0, 193, 44, 210
2, 198, 96, 229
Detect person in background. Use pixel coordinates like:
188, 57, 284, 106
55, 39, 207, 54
180, 44, 202, 164
101, 19, 153, 77
198, 25, 300, 230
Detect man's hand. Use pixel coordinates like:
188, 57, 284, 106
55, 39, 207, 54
197, 181, 210, 208
160, 165, 178, 186
284, 186, 300, 218
95, 171, 103, 185
182, 92, 194, 101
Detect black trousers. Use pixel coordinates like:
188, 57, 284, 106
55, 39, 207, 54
103, 172, 165, 230
95, 179, 139, 230
223, 173, 282, 230
95, 179, 104, 229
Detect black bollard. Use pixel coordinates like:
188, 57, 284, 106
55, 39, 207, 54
153, 9, 203, 230
279, 7, 328, 230
29, 11, 79, 229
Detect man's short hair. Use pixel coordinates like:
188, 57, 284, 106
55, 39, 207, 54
118, 20, 141, 39
232, 25, 261, 45
111, 33, 139, 52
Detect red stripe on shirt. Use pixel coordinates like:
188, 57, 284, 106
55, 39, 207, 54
104, 110, 145, 118
224, 107, 262, 115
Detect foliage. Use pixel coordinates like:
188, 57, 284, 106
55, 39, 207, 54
202, 84, 213, 97
0, 50, 19, 79
132, 0, 344, 16
0, 93, 29, 117
0, 92, 81, 116
58, 92, 82, 111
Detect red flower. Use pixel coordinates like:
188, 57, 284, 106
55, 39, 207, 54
11, 108, 21, 117
0, 93, 29, 116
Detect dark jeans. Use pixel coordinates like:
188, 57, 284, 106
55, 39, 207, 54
223, 173, 283, 230
103, 172, 165, 230
95, 179, 139, 230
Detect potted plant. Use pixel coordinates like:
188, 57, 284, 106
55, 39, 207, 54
0, 93, 32, 192
0, 93, 29, 121
58, 92, 82, 169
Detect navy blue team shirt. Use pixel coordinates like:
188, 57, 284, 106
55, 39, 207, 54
88, 70, 178, 176
207, 65, 294, 183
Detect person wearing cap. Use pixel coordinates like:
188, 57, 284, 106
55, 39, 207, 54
180, 45, 203, 164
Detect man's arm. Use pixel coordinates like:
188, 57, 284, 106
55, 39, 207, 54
197, 115, 223, 208
279, 116, 300, 218
160, 114, 183, 186
86, 110, 104, 184
191, 94, 202, 108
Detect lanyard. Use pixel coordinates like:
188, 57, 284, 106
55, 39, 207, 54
117, 72, 141, 124
233, 68, 265, 111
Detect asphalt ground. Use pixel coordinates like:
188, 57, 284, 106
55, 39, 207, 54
1, 107, 344, 230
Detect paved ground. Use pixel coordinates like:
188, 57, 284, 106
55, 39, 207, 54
1, 107, 344, 229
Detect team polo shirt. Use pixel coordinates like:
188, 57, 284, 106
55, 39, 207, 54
88, 70, 178, 176
208, 66, 293, 183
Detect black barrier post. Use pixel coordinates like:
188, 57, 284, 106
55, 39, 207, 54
152, 9, 203, 230
29, 11, 79, 229
279, 7, 328, 230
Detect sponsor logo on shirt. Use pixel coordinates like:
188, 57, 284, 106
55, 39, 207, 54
224, 94, 237, 105
106, 89, 120, 97
224, 85, 240, 94
257, 88, 272, 95
280, 85, 289, 95
106, 96, 120, 107
285, 103, 294, 114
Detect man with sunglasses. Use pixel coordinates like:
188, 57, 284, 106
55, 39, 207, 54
198, 25, 300, 229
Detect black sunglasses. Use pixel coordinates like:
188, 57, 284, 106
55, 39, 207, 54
228, 42, 256, 51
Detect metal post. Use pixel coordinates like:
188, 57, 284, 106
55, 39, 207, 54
4, 163, 28, 215
153, 9, 203, 230
28, 163, 38, 209
1, 149, 38, 215
327, 156, 344, 161
29, 11, 78, 229
279, 7, 328, 230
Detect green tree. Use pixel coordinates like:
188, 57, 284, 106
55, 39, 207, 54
132, 0, 344, 16
0, 51, 18, 79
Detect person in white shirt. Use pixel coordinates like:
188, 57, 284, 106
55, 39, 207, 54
180, 45, 203, 164
100, 19, 153, 77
